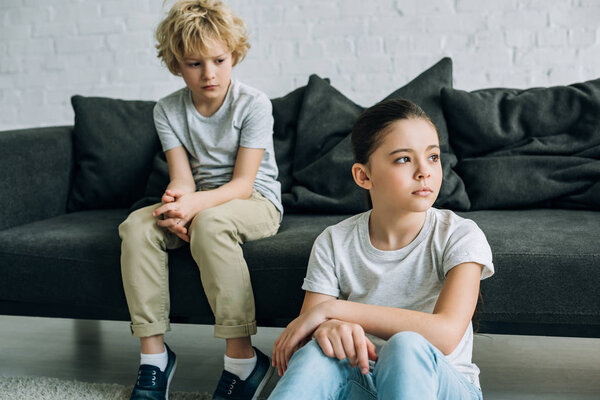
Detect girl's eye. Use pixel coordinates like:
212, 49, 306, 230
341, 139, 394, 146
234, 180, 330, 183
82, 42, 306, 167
395, 156, 410, 164
189, 62, 201, 67
216, 58, 224, 64
429, 154, 440, 162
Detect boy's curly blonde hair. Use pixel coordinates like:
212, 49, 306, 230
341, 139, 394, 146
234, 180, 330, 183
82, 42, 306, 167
156, 0, 250, 75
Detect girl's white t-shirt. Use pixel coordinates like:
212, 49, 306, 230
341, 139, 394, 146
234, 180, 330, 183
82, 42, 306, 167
302, 207, 494, 388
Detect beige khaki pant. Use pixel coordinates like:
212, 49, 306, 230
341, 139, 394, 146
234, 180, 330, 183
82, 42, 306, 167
119, 190, 280, 339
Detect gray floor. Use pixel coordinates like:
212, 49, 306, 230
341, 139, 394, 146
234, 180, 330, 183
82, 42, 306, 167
1, 315, 599, 399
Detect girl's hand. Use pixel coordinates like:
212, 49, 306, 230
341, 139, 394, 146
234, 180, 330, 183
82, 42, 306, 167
272, 306, 329, 376
313, 319, 378, 375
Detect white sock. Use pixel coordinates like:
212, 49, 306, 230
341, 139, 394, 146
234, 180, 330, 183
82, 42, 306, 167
224, 350, 257, 381
140, 345, 168, 372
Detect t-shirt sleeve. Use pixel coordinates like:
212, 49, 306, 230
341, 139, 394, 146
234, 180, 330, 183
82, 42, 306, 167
153, 102, 183, 152
239, 94, 274, 149
442, 219, 494, 280
301, 229, 341, 297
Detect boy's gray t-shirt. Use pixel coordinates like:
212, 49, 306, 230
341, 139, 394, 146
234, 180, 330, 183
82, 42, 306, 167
153, 79, 282, 217
302, 208, 494, 388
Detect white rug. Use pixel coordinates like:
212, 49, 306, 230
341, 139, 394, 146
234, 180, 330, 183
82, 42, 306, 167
0, 376, 211, 400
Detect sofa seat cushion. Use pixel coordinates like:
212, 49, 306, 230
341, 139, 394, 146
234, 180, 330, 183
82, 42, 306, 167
0, 210, 350, 325
2, 209, 597, 329
0, 209, 130, 311
459, 209, 600, 327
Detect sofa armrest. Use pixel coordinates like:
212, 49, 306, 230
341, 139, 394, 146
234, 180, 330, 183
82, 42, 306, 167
0, 126, 74, 230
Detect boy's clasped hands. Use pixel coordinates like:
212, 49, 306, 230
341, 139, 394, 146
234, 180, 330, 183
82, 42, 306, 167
272, 300, 378, 377
152, 189, 208, 242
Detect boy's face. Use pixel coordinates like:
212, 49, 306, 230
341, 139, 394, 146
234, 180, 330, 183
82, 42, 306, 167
176, 40, 233, 112
362, 118, 442, 214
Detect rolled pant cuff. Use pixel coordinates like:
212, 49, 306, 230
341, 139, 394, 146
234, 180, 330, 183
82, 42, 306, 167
130, 320, 171, 338
214, 321, 257, 339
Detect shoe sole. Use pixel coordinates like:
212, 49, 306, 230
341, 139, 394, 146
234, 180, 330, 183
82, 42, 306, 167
166, 359, 177, 400
252, 364, 274, 400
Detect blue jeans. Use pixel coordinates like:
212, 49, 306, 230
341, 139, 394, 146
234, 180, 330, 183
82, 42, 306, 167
268, 332, 483, 400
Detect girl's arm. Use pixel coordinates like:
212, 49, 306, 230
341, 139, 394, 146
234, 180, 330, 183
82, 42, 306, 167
274, 262, 482, 371
272, 291, 336, 376
318, 262, 482, 355
299, 291, 335, 315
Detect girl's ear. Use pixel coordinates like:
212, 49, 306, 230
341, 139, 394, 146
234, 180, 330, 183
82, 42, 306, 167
352, 163, 372, 190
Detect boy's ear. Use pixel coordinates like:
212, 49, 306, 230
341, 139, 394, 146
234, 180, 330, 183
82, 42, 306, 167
352, 163, 372, 190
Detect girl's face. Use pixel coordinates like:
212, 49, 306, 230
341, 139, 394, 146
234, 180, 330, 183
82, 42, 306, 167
357, 118, 442, 214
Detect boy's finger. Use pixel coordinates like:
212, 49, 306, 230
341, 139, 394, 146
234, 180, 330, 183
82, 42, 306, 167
166, 189, 183, 198
157, 218, 177, 228
153, 204, 173, 217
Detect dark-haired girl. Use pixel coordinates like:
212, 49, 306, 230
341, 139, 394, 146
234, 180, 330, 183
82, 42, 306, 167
269, 99, 494, 399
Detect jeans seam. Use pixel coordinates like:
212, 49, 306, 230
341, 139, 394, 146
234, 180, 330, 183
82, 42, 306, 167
349, 379, 377, 399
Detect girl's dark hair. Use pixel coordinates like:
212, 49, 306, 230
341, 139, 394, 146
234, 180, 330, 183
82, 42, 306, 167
351, 99, 436, 165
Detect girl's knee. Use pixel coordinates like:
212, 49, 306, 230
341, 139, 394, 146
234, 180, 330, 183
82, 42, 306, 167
375, 332, 440, 380
383, 332, 435, 362
290, 339, 343, 372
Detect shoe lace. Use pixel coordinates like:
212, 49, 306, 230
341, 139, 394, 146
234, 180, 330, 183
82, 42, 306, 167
136, 366, 160, 388
216, 372, 239, 396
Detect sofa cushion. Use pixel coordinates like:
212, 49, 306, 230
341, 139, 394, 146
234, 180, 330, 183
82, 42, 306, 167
0, 210, 129, 309
0, 210, 349, 325
271, 85, 309, 194
1, 209, 598, 329
0, 126, 73, 231
68, 96, 161, 212
442, 79, 600, 210
459, 209, 600, 326
286, 57, 470, 213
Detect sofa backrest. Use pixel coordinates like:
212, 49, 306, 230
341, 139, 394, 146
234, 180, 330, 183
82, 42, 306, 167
0, 126, 74, 230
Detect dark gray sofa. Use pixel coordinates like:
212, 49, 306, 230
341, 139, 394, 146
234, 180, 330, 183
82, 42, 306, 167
1, 58, 599, 338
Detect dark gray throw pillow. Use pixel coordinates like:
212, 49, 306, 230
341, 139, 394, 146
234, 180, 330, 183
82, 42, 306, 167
442, 78, 600, 210
271, 85, 309, 194
286, 57, 470, 213
68, 95, 160, 212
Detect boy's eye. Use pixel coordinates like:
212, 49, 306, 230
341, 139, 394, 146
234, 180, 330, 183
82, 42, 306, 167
395, 156, 410, 164
216, 58, 224, 64
189, 62, 201, 67
429, 154, 440, 162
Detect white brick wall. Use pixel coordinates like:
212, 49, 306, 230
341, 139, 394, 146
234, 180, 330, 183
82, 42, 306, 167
1, 0, 599, 130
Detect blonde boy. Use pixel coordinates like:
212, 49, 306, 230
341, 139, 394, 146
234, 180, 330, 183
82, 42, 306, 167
119, 1, 281, 399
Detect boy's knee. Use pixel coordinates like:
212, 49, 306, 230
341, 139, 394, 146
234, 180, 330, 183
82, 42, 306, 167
119, 205, 161, 243
190, 208, 236, 244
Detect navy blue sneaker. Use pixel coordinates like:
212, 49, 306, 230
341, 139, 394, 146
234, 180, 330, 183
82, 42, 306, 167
130, 343, 177, 400
212, 347, 274, 400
